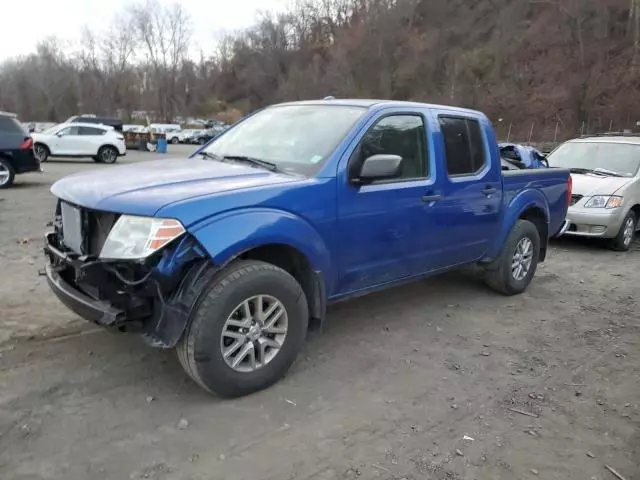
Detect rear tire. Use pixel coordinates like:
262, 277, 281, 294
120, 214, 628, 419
485, 220, 540, 296
609, 211, 636, 252
0, 158, 15, 189
177, 260, 309, 397
34, 143, 49, 163
98, 146, 118, 164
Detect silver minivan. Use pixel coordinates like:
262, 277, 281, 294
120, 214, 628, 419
548, 136, 640, 251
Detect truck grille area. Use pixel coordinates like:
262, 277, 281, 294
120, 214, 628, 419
57, 201, 120, 256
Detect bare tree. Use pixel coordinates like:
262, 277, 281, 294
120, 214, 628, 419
131, 0, 192, 121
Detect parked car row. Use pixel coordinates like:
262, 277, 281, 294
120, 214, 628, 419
122, 124, 230, 145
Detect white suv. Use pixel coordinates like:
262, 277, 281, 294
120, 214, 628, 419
32, 123, 126, 164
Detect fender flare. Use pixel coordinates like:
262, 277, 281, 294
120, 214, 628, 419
189, 208, 333, 290
485, 189, 550, 261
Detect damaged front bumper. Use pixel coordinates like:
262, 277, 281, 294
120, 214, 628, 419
46, 262, 126, 326
43, 230, 212, 347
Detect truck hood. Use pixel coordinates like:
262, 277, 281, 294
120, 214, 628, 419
570, 173, 632, 197
50, 157, 300, 216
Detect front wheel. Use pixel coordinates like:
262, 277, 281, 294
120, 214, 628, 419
484, 219, 540, 296
171, 137, 179, 144
177, 260, 309, 397
609, 211, 636, 252
97, 146, 118, 164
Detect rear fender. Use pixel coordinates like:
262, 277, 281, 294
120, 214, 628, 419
189, 208, 333, 288
484, 189, 550, 262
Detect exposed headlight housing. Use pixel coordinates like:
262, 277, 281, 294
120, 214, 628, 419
100, 215, 186, 260
584, 195, 623, 209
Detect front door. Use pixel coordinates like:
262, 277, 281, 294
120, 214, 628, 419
335, 110, 442, 295
52, 125, 84, 156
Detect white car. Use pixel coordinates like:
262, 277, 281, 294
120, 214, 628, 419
175, 129, 204, 143
32, 123, 126, 164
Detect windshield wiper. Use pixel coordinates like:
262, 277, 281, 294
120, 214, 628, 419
222, 155, 279, 172
592, 167, 624, 177
569, 167, 594, 174
196, 151, 224, 161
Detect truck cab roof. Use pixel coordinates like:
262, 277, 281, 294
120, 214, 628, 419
276, 99, 485, 117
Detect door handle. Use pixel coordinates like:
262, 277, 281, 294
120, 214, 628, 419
421, 194, 442, 203
482, 186, 497, 195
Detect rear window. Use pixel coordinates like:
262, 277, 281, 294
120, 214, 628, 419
0, 115, 27, 135
79, 126, 106, 135
439, 116, 487, 176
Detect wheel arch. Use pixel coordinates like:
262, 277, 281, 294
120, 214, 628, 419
518, 206, 548, 261
629, 204, 640, 226
484, 189, 550, 263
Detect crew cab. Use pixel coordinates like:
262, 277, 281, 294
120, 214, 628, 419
32, 122, 126, 164
43, 100, 571, 397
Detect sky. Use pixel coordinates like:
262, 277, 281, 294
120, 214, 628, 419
0, 0, 289, 61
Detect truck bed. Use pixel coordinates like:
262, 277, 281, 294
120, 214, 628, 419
502, 168, 570, 238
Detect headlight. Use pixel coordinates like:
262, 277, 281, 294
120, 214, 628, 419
100, 215, 185, 260
584, 196, 623, 209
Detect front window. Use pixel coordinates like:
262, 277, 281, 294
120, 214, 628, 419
548, 141, 640, 177
202, 105, 366, 175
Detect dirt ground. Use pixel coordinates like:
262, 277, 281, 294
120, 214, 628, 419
0, 149, 638, 480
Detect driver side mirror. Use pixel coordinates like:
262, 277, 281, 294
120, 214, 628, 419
56, 131, 65, 137
352, 154, 403, 184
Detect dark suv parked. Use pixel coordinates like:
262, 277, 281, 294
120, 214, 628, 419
0, 111, 40, 189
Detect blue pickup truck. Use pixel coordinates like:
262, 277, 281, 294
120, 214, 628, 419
44, 100, 571, 396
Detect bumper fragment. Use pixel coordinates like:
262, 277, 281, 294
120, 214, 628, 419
45, 263, 126, 326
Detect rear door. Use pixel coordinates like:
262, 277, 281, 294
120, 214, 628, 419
78, 126, 107, 155
430, 113, 502, 267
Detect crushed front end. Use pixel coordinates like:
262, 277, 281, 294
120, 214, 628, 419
44, 200, 212, 347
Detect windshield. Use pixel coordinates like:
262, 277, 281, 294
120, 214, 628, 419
202, 104, 366, 175
548, 141, 640, 177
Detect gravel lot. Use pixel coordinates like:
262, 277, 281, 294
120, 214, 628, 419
0, 148, 638, 480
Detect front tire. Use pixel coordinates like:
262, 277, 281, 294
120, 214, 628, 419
177, 260, 309, 397
485, 220, 540, 296
171, 137, 179, 144
0, 158, 15, 189
98, 146, 118, 164
609, 211, 636, 252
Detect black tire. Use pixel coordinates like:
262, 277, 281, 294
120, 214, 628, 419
171, 137, 180, 144
484, 219, 540, 296
609, 211, 636, 252
198, 138, 206, 145
177, 260, 309, 397
98, 145, 118, 164
34, 143, 49, 163
0, 157, 15, 189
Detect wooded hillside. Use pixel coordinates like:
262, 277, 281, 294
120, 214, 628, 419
1, 0, 638, 140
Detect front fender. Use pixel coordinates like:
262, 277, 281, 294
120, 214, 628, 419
189, 208, 333, 285
485, 188, 550, 261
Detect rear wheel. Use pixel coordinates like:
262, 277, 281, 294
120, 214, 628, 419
485, 220, 540, 296
34, 143, 49, 163
177, 260, 309, 397
609, 211, 636, 252
0, 158, 15, 189
97, 146, 118, 164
